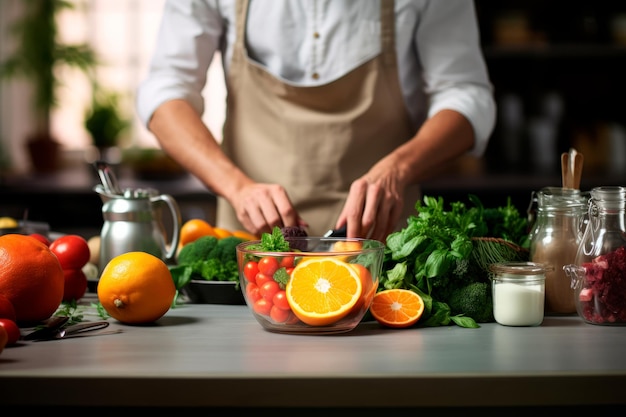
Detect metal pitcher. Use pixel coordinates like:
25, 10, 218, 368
96, 185, 181, 274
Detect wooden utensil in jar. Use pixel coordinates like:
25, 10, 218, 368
561, 148, 584, 190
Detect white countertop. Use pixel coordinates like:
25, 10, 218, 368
1, 299, 625, 410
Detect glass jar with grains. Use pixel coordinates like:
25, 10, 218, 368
528, 187, 588, 314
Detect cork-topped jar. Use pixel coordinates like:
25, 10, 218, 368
528, 187, 588, 314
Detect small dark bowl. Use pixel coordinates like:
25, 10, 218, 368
183, 280, 245, 305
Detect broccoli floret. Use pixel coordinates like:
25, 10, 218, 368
186, 236, 245, 282
199, 257, 240, 282
447, 281, 494, 323
177, 235, 219, 265
209, 236, 246, 263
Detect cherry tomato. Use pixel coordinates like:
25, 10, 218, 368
253, 298, 272, 316
279, 256, 295, 269
255, 272, 273, 287
285, 267, 294, 276
243, 261, 259, 284
270, 305, 290, 323
0, 318, 21, 346
272, 290, 290, 311
49, 235, 90, 270
258, 256, 279, 276
259, 280, 280, 301
246, 283, 262, 303
29, 233, 51, 246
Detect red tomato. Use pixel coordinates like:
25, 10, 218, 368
0, 318, 21, 346
272, 290, 290, 311
243, 261, 259, 284
270, 305, 290, 323
257, 256, 279, 276
0, 325, 7, 353
29, 233, 51, 246
49, 235, 91, 270
253, 298, 272, 316
254, 272, 273, 287
279, 256, 295, 269
259, 280, 280, 301
246, 283, 262, 303
62, 269, 88, 302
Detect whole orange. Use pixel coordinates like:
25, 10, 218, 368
180, 219, 216, 246
212, 227, 232, 239
231, 230, 259, 241
97, 251, 176, 324
0, 234, 64, 324
0, 293, 16, 321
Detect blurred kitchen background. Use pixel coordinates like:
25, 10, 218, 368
0, 0, 625, 236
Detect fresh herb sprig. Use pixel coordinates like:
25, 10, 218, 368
247, 227, 291, 252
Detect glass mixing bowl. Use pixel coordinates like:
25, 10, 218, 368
236, 237, 384, 334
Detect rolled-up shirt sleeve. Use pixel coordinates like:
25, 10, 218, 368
136, 0, 222, 127
414, 0, 496, 157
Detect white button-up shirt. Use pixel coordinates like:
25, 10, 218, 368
137, 0, 495, 156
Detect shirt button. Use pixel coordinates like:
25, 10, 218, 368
313, 32, 320, 39
312, 73, 320, 80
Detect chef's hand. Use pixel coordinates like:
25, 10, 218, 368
229, 182, 307, 236
335, 161, 406, 242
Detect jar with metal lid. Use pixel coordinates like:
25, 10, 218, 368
563, 186, 626, 325
527, 187, 588, 314
489, 262, 552, 326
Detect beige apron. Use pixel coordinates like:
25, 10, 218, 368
218, 0, 420, 236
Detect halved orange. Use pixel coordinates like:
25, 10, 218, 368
286, 257, 363, 326
370, 289, 424, 328
349, 263, 377, 314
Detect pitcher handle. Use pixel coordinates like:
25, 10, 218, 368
152, 194, 182, 262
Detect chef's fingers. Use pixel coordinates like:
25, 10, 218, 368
363, 182, 402, 242
339, 181, 367, 238
234, 183, 300, 235
371, 193, 403, 242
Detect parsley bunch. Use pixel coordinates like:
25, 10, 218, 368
380, 194, 529, 328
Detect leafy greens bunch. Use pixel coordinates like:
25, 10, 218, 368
170, 235, 245, 291
380, 194, 529, 328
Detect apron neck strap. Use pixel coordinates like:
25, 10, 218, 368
381, 0, 396, 67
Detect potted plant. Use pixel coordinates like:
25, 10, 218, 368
84, 85, 131, 160
0, 0, 97, 172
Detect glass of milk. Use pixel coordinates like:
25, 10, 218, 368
489, 262, 552, 327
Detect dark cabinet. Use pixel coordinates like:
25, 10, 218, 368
475, 1, 626, 179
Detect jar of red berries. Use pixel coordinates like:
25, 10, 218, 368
564, 186, 626, 325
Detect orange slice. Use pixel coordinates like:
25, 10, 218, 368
286, 257, 363, 326
370, 289, 424, 328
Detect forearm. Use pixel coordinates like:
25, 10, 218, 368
379, 109, 476, 187
147, 99, 252, 200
